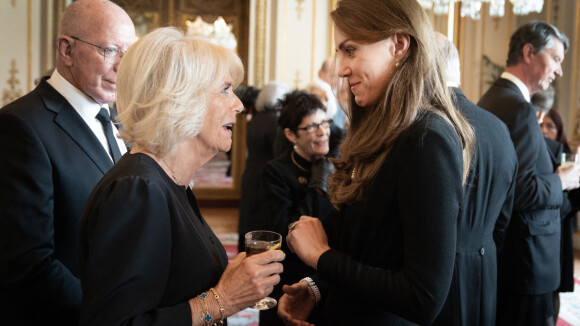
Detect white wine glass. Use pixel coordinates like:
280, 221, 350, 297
245, 230, 282, 310
560, 153, 579, 168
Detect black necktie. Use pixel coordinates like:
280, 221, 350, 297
96, 107, 122, 162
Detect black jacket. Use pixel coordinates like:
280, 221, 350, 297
478, 78, 563, 295
433, 87, 518, 326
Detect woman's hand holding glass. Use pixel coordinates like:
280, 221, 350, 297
209, 249, 285, 316
557, 153, 580, 191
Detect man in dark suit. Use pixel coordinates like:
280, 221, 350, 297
432, 32, 518, 326
478, 21, 579, 326
0, 1, 135, 324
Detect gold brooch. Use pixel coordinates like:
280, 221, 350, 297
298, 176, 308, 185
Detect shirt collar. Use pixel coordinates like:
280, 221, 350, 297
47, 69, 108, 120
500, 71, 530, 102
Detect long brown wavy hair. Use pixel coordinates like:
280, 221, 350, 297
328, 0, 475, 207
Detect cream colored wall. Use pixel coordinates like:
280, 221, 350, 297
0, 0, 59, 107
248, 0, 332, 89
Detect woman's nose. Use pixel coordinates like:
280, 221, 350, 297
336, 58, 350, 78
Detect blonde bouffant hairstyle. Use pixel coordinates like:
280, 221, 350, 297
116, 27, 244, 156
328, 0, 474, 207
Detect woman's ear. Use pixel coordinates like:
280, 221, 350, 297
284, 128, 297, 144
393, 33, 410, 59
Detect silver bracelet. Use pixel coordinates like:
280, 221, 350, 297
301, 277, 321, 303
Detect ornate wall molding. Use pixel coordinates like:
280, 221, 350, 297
296, 0, 304, 19
2, 60, 22, 106
253, 0, 266, 88
310, 0, 316, 81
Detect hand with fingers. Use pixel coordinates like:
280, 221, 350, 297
212, 250, 285, 316
277, 282, 317, 326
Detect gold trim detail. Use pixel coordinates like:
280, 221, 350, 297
328, 0, 337, 58
281, 0, 288, 83
296, 0, 304, 19
310, 0, 317, 81
28, 0, 32, 92
294, 70, 302, 89
2, 60, 23, 106
291, 151, 309, 172
253, 0, 267, 88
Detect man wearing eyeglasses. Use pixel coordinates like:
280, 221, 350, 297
0, 0, 135, 324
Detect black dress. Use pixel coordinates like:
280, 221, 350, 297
257, 150, 334, 325
315, 113, 464, 325
78, 153, 228, 326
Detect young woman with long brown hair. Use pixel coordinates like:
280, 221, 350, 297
278, 0, 475, 325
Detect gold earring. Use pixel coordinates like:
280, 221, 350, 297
395, 61, 400, 68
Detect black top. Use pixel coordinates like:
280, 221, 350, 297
257, 150, 334, 324
316, 113, 464, 325
432, 88, 518, 326
78, 153, 228, 326
260, 151, 334, 283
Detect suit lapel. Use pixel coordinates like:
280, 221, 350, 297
36, 79, 113, 174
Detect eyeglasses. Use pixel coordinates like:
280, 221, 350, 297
70, 36, 125, 64
296, 119, 333, 133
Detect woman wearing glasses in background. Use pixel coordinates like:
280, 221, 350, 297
256, 90, 335, 325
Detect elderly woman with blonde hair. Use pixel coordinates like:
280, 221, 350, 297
78, 27, 284, 326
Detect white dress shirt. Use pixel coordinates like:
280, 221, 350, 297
47, 69, 127, 162
500, 71, 531, 102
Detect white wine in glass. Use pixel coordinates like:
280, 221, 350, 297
560, 153, 579, 168
245, 230, 282, 310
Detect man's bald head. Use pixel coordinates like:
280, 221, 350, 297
56, 0, 135, 104
59, 0, 131, 39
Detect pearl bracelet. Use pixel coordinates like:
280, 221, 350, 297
301, 277, 321, 303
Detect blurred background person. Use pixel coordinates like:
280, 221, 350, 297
278, 0, 475, 324
305, 80, 346, 158
433, 32, 518, 326
541, 109, 571, 153
305, 80, 337, 123
318, 57, 347, 129
478, 21, 578, 326
238, 81, 290, 252
531, 89, 579, 324
78, 27, 285, 325
274, 83, 345, 159
0, 1, 135, 324
236, 85, 261, 119
257, 90, 334, 325
532, 85, 556, 128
